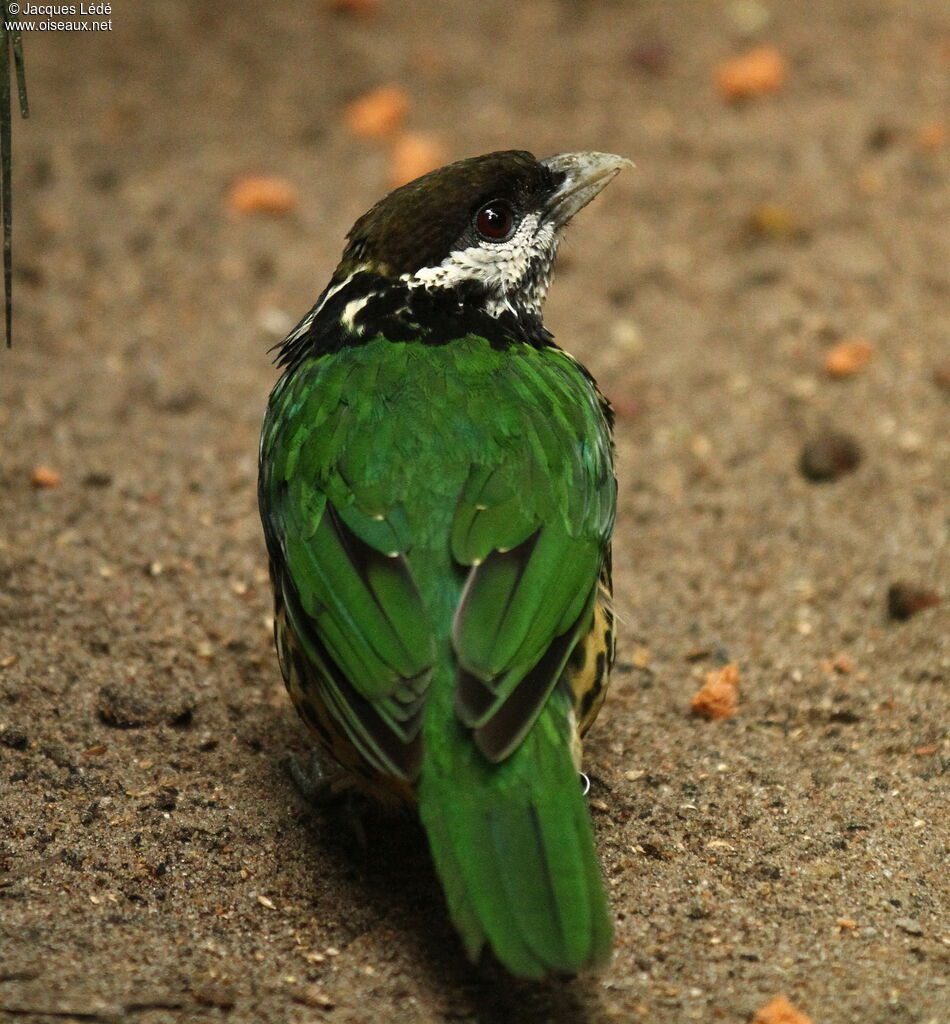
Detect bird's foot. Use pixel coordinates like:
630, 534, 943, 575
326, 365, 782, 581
284, 749, 371, 852
284, 749, 348, 806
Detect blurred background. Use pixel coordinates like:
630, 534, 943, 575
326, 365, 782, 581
0, 2, 947, 1022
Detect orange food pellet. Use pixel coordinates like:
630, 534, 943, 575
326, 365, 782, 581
716, 45, 788, 101
824, 337, 875, 378
345, 85, 411, 140
752, 994, 814, 1024
690, 663, 740, 721
228, 176, 298, 216
389, 133, 447, 188
31, 465, 62, 489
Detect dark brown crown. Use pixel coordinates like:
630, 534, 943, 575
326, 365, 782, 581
335, 150, 562, 280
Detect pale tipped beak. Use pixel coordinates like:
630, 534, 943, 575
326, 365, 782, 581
540, 152, 633, 228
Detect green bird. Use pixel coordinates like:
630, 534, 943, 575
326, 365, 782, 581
259, 149, 629, 979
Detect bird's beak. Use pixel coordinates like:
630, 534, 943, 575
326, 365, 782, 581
540, 152, 633, 228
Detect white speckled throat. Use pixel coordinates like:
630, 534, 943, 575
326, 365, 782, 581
404, 212, 558, 319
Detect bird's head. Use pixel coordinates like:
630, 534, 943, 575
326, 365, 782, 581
335, 150, 631, 322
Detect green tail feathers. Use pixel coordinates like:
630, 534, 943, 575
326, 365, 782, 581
418, 687, 612, 979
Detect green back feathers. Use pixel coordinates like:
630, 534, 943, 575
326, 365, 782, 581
259, 331, 615, 976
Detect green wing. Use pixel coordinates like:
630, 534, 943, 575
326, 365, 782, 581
260, 347, 436, 782
449, 349, 615, 761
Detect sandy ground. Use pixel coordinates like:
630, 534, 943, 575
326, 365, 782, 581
1, 2, 948, 1021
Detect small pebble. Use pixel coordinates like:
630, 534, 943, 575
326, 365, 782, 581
799, 432, 862, 482
887, 583, 940, 621
866, 125, 900, 151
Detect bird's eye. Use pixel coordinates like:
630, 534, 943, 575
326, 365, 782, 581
474, 200, 516, 242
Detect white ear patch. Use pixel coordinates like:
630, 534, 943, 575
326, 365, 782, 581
405, 214, 558, 318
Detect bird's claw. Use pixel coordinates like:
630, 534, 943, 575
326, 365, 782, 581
284, 750, 370, 853
284, 749, 340, 806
